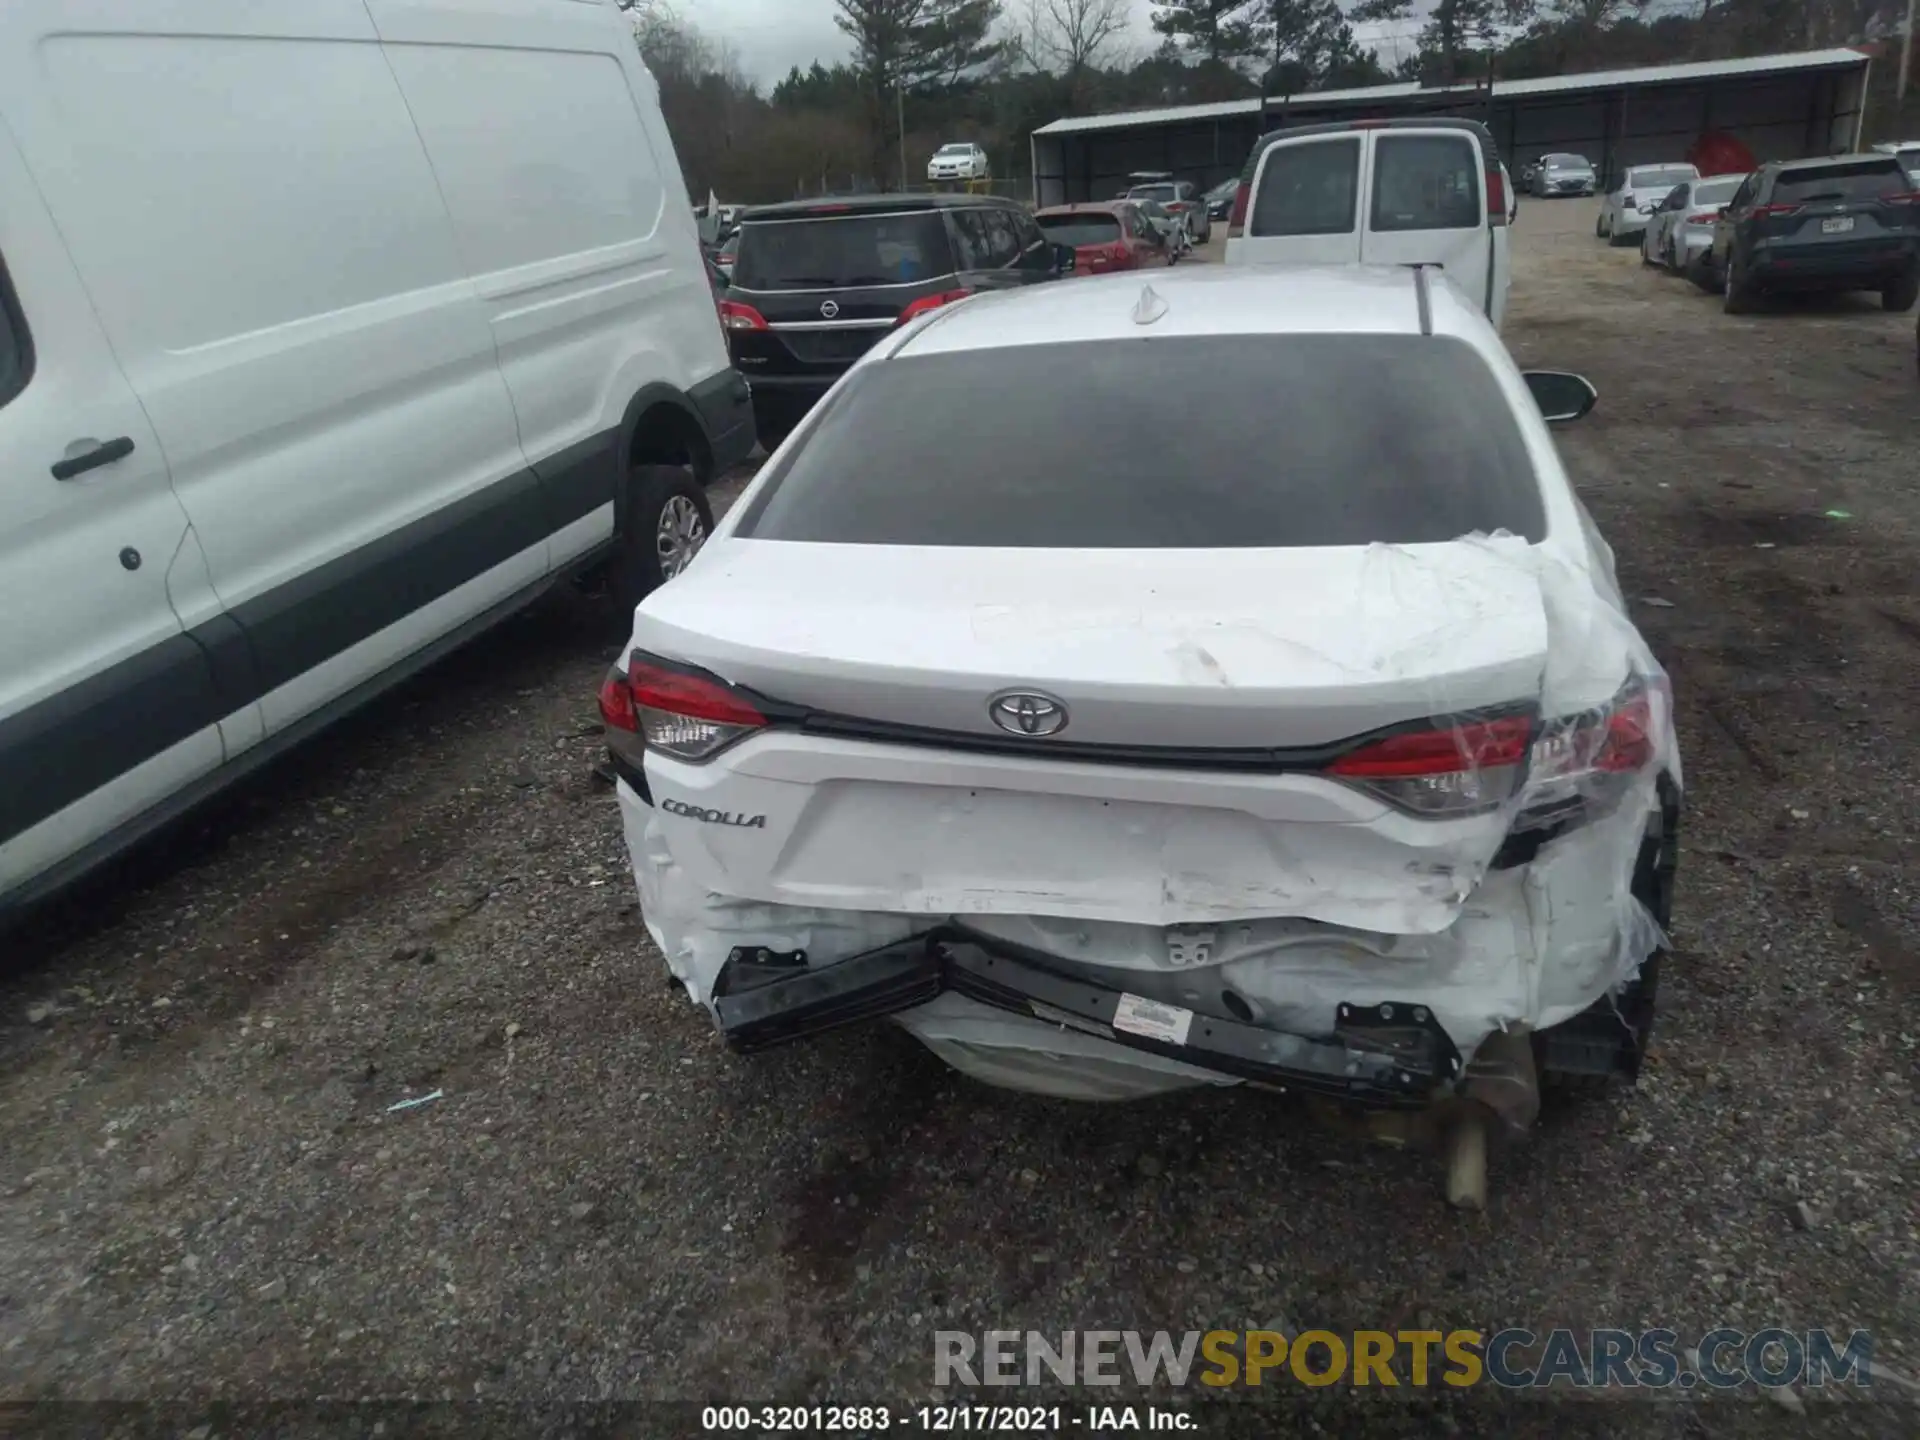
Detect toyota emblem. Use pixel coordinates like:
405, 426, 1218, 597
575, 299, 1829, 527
988, 691, 1069, 737
819, 300, 840, 319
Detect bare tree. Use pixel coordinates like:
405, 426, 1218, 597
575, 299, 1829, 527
1020, 0, 1131, 74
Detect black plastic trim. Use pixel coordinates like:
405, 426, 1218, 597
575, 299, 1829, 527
0, 249, 33, 412
0, 635, 223, 844
533, 429, 622, 533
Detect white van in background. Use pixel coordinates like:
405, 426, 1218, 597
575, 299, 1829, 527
1224, 118, 1513, 330
0, 0, 752, 917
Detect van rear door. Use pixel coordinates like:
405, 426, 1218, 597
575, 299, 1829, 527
1225, 133, 1364, 265
1357, 128, 1497, 320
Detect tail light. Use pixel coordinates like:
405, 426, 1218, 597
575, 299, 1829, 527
1881, 191, 1920, 206
1166, 201, 1189, 213
1685, 212, 1721, 225
1487, 169, 1507, 227
896, 288, 971, 325
1752, 202, 1803, 219
1109, 242, 1133, 267
719, 300, 768, 332
598, 666, 647, 777
1514, 677, 1667, 833
617, 656, 766, 762
1227, 181, 1250, 239
1327, 714, 1533, 816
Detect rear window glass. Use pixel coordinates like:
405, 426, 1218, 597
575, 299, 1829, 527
735, 335, 1545, 548
1371, 134, 1481, 231
1694, 177, 1741, 206
732, 211, 954, 291
1630, 166, 1695, 190
1129, 185, 1179, 202
1251, 138, 1360, 237
1773, 160, 1908, 204
1037, 214, 1123, 246
1544, 154, 1589, 169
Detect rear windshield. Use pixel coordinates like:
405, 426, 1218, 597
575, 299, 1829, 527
1773, 160, 1908, 204
1037, 214, 1123, 246
938, 144, 972, 154
1544, 154, 1590, 169
735, 335, 1545, 548
732, 211, 955, 291
1694, 177, 1741, 206
1371, 134, 1482, 231
1129, 185, 1179, 202
1251, 137, 1360, 237
1630, 166, 1695, 190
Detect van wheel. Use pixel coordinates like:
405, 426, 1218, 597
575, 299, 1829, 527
617, 465, 712, 611
1882, 267, 1919, 313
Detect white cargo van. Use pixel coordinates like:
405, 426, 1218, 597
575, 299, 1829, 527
0, 0, 752, 917
1224, 118, 1513, 330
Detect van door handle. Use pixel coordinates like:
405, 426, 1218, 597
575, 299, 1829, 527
52, 436, 136, 481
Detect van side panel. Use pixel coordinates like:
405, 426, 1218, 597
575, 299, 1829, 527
4, 8, 543, 738
371, 0, 733, 566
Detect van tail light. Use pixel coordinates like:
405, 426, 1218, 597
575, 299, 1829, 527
624, 656, 766, 762
1227, 181, 1250, 239
1487, 169, 1507, 226
718, 300, 768, 332
896, 288, 971, 325
1327, 714, 1533, 816
1752, 202, 1803, 219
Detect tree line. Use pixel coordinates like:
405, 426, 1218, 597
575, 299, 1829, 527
623, 0, 1913, 204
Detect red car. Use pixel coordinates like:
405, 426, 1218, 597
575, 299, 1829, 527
1034, 202, 1170, 275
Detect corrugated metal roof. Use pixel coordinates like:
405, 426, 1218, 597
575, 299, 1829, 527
1032, 47, 1871, 138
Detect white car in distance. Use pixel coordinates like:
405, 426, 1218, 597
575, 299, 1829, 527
602, 265, 1682, 1204
1600, 162, 1699, 244
927, 142, 989, 183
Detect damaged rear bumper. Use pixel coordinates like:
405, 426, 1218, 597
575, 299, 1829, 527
713, 926, 1463, 1109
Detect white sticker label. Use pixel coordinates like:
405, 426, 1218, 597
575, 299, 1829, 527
1112, 993, 1195, 1047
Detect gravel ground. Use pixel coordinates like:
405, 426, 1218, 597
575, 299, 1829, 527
1, 200, 1916, 1438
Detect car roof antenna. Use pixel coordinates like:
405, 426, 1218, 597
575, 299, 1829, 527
1132, 284, 1169, 326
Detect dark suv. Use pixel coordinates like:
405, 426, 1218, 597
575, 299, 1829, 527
1707, 154, 1920, 314
721, 194, 1075, 449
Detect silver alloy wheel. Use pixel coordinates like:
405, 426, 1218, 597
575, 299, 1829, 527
656, 493, 706, 579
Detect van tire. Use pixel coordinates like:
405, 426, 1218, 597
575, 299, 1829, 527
616, 465, 712, 612
1882, 267, 1919, 313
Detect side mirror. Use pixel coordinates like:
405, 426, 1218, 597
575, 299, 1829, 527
1052, 243, 1077, 273
1524, 371, 1598, 425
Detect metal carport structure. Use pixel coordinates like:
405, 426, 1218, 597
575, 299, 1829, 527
1029, 48, 1875, 206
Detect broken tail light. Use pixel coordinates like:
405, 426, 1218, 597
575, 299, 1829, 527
626, 657, 767, 762
1513, 677, 1666, 833
1327, 714, 1533, 816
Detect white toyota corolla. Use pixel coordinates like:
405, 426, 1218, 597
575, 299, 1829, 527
601, 265, 1681, 1202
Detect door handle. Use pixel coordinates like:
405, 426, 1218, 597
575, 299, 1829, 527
52, 436, 135, 481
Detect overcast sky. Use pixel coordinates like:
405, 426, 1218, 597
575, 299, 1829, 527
686, 1, 1422, 90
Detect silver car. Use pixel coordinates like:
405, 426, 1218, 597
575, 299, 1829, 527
1639, 173, 1746, 274
1599, 163, 1699, 245
1531, 153, 1596, 198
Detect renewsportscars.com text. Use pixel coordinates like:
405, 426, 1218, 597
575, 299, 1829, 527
934, 1328, 1878, 1391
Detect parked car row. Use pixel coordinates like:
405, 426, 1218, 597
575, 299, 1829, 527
1615, 152, 1920, 317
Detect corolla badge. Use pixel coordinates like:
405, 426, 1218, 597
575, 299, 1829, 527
988, 691, 1069, 737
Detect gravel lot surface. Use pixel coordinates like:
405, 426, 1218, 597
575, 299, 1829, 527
2, 199, 1916, 1438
